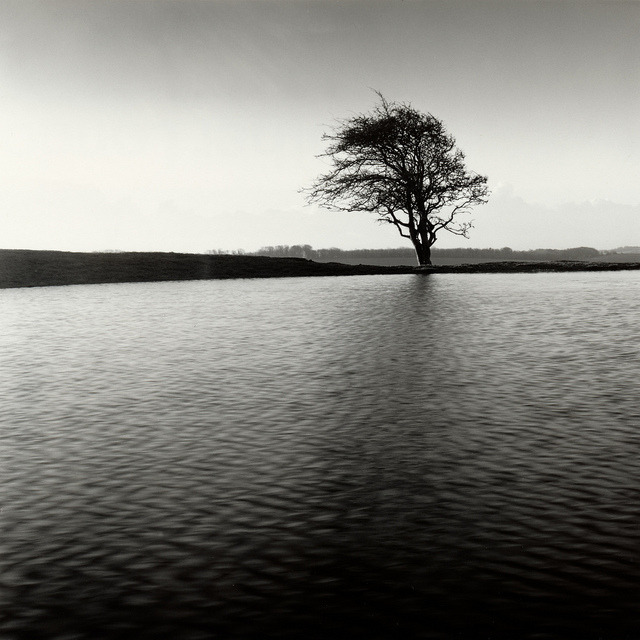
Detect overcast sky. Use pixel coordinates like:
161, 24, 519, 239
1, 0, 638, 252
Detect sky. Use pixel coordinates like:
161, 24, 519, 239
1, 0, 638, 253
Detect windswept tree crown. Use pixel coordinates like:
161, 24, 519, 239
306, 94, 490, 265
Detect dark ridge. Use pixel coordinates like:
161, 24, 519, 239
0, 249, 415, 289
1, 250, 639, 290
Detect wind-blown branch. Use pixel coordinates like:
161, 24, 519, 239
303, 93, 490, 265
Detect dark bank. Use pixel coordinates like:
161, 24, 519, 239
1, 249, 640, 289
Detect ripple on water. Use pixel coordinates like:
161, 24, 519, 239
1, 272, 640, 639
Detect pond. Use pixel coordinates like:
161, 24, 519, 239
2, 272, 640, 638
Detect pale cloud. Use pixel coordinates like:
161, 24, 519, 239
1, 0, 638, 252
464, 187, 640, 251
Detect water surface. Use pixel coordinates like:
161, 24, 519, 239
2, 272, 640, 638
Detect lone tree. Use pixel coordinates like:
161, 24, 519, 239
306, 94, 490, 266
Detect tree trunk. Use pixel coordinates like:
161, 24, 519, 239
413, 241, 432, 266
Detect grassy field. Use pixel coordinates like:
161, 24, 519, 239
1, 249, 639, 289
0, 250, 415, 289
313, 253, 640, 267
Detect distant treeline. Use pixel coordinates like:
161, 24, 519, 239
242, 245, 602, 262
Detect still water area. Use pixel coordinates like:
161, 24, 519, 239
2, 272, 640, 639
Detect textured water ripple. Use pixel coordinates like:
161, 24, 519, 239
2, 273, 640, 639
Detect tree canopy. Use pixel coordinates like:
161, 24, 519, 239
306, 94, 490, 265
